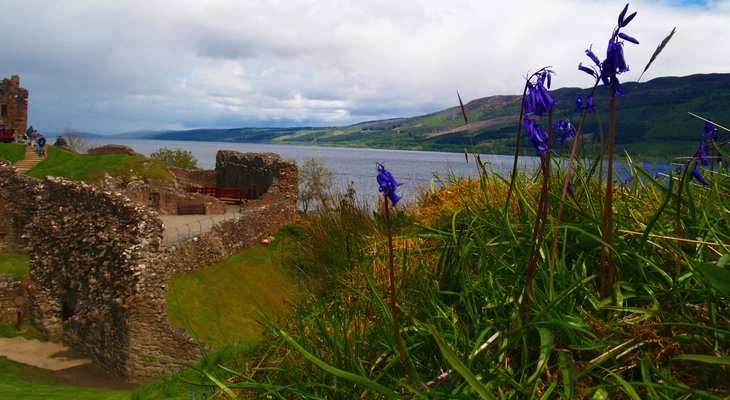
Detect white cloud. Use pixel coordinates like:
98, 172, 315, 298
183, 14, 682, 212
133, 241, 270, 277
0, 0, 728, 134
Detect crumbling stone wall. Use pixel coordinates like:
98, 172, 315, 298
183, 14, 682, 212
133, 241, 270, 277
0, 160, 43, 252
122, 179, 226, 215
0, 75, 29, 139
26, 177, 200, 383
0, 275, 29, 323
0, 150, 299, 383
216, 151, 298, 206
168, 166, 217, 188
164, 200, 298, 276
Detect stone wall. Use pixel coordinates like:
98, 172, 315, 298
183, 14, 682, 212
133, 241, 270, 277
164, 199, 298, 276
0, 75, 29, 139
0, 160, 43, 252
122, 180, 226, 215
26, 177, 200, 383
0, 275, 29, 323
216, 151, 298, 205
168, 166, 217, 188
0, 150, 299, 383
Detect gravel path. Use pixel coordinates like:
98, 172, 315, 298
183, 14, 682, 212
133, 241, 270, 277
159, 204, 243, 245
0, 336, 136, 390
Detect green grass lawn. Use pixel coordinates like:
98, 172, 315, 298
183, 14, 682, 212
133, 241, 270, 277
167, 236, 300, 347
0, 252, 29, 277
135, 229, 302, 399
0, 143, 26, 164
26, 146, 174, 183
0, 323, 46, 341
0, 358, 130, 400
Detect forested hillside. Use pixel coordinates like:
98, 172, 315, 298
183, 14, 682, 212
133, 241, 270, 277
149, 73, 730, 159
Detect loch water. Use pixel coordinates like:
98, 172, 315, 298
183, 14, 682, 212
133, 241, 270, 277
92, 138, 673, 205
93, 138, 538, 204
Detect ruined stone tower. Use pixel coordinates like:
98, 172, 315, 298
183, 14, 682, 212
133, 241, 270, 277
0, 75, 29, 140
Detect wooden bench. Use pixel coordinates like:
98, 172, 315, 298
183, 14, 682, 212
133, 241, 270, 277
177, 203, 206, 215
212, 187, 244, 204
183, 186, 246, 206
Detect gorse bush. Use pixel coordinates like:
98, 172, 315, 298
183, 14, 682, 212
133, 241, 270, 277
188, 4, 728, 399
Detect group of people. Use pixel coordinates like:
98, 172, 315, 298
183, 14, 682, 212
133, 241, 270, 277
23, 126, 46, 157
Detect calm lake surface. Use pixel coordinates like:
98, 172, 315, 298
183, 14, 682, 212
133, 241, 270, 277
92, 138, 538, 204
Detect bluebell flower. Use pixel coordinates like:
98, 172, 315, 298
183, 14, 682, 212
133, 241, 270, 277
377, 163, 402, 207
618, 3, 637, 27
624, 176, 634, 185
697, 140, 711, 166
524, 118, 549, 156
524, 70, 556, 116
586, 95, 595, 112
575, 95, 596, 113
567, 181, 574, 196
585, 46, 602, 67
704, 119, 717, 140
690, 163, 710, 186
600, 4, 639, 96
556, 120, 577, 144
578, 63, 599, 79
581, 4, 638, 96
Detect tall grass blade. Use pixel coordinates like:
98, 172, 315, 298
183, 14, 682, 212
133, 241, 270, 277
428, 324, 496, 399
694, 262, 730, 296
529, 327, 554, 385
673, 355, 730, 365
557, 351, 575, 399
203, 370, 239, 399
277, 328, 398, 397
638, 27, 676, 82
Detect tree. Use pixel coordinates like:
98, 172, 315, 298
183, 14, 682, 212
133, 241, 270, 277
299, 158, 335, 212
62, 128, 91, 153
149, 147, 199, 170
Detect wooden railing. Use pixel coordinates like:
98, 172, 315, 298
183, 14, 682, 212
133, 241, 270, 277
183, 186, 247, 205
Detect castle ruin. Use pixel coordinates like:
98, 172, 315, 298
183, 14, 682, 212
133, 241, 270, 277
0, 150, 298, 383
0, 75, 29, 140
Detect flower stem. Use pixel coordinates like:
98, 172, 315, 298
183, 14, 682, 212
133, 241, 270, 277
599, 91, 617, 299
384, 202, 410, 383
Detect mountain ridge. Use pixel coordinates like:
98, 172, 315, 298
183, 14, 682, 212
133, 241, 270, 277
122, 73, 729, 159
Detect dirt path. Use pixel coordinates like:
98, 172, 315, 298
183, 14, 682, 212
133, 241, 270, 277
160, 204, 243, 245
0, 336, 136, 390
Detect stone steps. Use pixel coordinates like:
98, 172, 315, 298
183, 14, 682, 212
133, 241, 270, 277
15, 146, 44, 173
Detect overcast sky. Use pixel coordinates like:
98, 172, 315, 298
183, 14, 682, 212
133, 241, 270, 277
1, 0, 727, 135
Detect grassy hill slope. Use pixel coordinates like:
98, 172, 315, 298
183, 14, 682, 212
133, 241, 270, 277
148, 73, 730, 159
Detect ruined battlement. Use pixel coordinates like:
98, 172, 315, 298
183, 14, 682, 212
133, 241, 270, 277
0, 150, 299, 383
0, 75, 29, 140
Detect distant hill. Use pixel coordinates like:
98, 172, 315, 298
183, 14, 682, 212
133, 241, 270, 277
142, 73, 730, 159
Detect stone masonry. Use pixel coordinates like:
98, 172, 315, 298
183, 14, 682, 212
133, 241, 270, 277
0, 160, 43, 252
216, 150, 298, 203
26, 177, 201, 382
0, 75, 29, 140
0, 150, 298, 383
0, 275, 29, 323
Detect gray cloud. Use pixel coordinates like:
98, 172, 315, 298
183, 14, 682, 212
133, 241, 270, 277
1, 0, 728, 134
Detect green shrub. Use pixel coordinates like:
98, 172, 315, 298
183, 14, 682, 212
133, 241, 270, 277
149, 147, 199, 170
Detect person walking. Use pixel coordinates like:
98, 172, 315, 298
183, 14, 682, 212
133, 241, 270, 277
36, 134, 46, 156
15, 306, 22, 331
